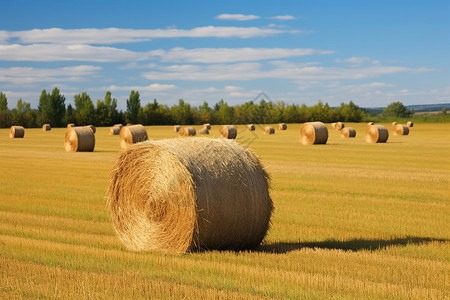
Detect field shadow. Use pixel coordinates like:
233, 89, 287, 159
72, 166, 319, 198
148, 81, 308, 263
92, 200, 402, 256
256, 237, 448, 254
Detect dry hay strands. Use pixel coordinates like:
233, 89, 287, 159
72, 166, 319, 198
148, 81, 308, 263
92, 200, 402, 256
203, 123, 211, 130
393, 124, 409, 136
178, 127, 196, 137
219, 125, 237, 139
197, 127, 209, 135
368, 122, 374, 126
264, 126, 275, 134
109, 126, 121, 135
246, 124, 255, 131
365, 125, 389, 143
67, 123, 75, 128
173, 125, 181, 133
42, 124, 51, 131
120, 125, 149, 149
10, 126, 25, 138
340, 127, 356, 138
114, 124, 124, 130
107, 137, 273, 253
299, 122, 328, 145
85, 125, 96, 134
335, 122, 345, 130
331, 122, 336, 129
406, 121, 414, 128
277, 123, 287, 130
392, 121, 397, 126
64, 126, 95, 152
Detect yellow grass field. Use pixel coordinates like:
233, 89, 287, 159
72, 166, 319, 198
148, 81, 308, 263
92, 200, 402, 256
0, 123, 449, 299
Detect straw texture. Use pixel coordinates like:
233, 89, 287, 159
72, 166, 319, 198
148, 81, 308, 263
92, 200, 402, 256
335, 122, 345, 130
42, 124, 51, 131
299, 122, 328, 145
365, 125, 389, 143
368, 122, 374, 126
406, 121, 414, 128
86, 125, 96, 134
64, 126, 95, 152
393, 125, 409, 136
340, 127, 356, 138
392, 122, 397, 126
203, 123, 211, 130
109, 126, 121, 135
247, 124, 255, 131
219, 125, 237, 139
67, 123, 75, 128
178, 127, 196, 136
277, 123, 287, 130
120, 125, 148, 149
107, 137, 273, 253
197, 127, 209, 135
174, 125, 181, 133
114, 124, 124, 129
264, 126, 275, 134
9, 126, 25, 138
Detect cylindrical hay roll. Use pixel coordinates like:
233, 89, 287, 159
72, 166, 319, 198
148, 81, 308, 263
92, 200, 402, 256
340, 127, 356, 138
120, 125, 148, 149
264, 126, 275, 134
203, 123, 211, 130
219, 125, 237, 139
107, 138, 273, 252
126, 123, 132, 126
277, 123, 287, 130
109, 126, 121, 135
42, 124, 51, 131
9, 126, 25, 138
114, 124, 124, 130
368, 122, 374, 126
86, 125, 96, 134
365, 125, 389, 143
64, 127, 95, 152
178, 127, 196, 137
392, 122, 397, 126
173, 125, 181, 133
406, 121, 414, 128
299, 122, 328, 145
247, 124, 255, 131
393, 124, 409, 136
67, 123, 75, 128
197, 127, 209, 135
331, 123, 336, 129
335, 122, 345, 130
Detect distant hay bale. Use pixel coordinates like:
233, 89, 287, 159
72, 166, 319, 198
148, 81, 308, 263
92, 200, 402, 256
107, 137, 273, 252
197, 127, 209, 135
86, 125, 96, 134
368, 122, 374, 126
393, 124, 409, 136
365, 125, 389, 143
299, 122, 328, 145
340, 127, 356, 138
109, 126, 121, 135
64, 126, 95, 152
42, 124, 51, 131
277, 123, 287, 130
331, 123, 336, 129
67, 123, 75, 128
264, 126, 275, 134
178, 127, 196, 137
9, 126, 25, 138
203, 123, 211, 130
247, 124, 255, 131
219, 125, 237, 139
173, 125, 181, 133
120, 125, 149, 149
335, 122, 345, 130
392, 122, 397, 126
126, 123, 132, 126
406, 121, 414, 128
114, 124, 124, 130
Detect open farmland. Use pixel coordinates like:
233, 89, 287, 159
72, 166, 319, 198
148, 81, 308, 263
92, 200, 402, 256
0, 123, 449, 299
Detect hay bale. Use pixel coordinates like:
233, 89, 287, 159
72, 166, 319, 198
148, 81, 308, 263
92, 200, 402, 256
340, 127, 356, 138
67, 123, 75, 128
247, 124, 255, 131
406, 121, 414, 128
9, 126, 24, 138
264, 126, 275, 134
173, 125, 181, 133
64, 126, 95, 152
178, 127, 196, 137
299, 122, 328, 145
120, 125, 148, 149
126, 123, 132, 126
114, 124, 123, 130
219, 125, 237, 139
86, 125, 96, 134
392, 122, 397, 126
277, 123, 287, 130
335, 122, 345, 130
365, 125, 389, 143
203, 123, 211, 130
107, 137, 273, 252
331, 123, 336, 129
368, 122, 374, 126
42, 124, 51, 131
109, 126, 121, 135
197, 127, 209, 135
393, 124, 409, 136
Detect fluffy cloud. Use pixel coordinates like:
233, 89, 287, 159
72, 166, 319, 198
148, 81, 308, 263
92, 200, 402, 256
106, 83, 176, 91
335, 57, 381, 65
268, 15, 296, 20
215, 14, 260, 21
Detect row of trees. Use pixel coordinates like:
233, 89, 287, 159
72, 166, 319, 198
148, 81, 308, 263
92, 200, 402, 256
0, 88, 417, 128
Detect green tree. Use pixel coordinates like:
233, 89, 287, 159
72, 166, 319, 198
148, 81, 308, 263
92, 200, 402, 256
382, 101, 413, 118
126, 90, 141, 124
12, 99, 36, 127
38, 87, 66, 127
74, 92, 95, 125
0, 92, 7, 111
0, 92, 12, 128
96, 91, 120, 126
63, 104, 76, 125
171, 99, 193, 125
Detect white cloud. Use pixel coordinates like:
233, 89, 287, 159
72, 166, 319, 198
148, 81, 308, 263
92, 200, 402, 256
106, 83, 176, 91
215, 14, 260, 21
335, 57, 381, 65
268, 15, 295, 20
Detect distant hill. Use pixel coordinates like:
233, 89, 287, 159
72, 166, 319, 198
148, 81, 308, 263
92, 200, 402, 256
363, 103, 449, 115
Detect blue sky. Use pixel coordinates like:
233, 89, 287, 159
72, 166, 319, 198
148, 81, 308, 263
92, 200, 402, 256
1, 0, 449, 110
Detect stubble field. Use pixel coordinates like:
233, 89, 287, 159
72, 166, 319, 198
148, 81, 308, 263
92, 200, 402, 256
0, 123, 449, 299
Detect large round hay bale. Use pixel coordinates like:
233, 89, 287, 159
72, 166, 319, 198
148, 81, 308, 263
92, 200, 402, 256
178, 127, 196, 136
247, 124, 255, 131
340, 127, 356, 138
393, 124, 409, 136
42, 124, 51, 131
197, 127, 209, 135
299, 122, 328, 145
9, 126, 25, 138
203, 123, 211, 130
67, 123, 75, 128
120, 125, 148, 149
335, 122, 345, 130
331, 122, 336, 129
365, 125, 389, 143
368, 122, 374, 126
392, 122, 397, 126
86, 125, 96, 134
219, 125, 237, 139
173, 125, 181, 133
109, 126, 121, 135
406, 121, 414, 128
264, 126, 275, 134
107, 137, 273, 252
64, 126, 95, 152
114, 124, 123, 130
277, 123, 287, 130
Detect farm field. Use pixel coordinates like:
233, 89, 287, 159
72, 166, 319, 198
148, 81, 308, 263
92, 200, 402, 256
0, 123, 449, 299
